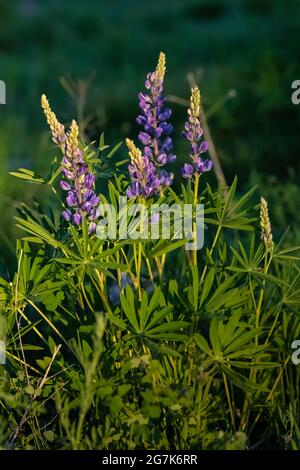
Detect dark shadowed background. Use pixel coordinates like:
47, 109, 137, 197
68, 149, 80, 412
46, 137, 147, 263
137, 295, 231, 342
0, 0, 300, 275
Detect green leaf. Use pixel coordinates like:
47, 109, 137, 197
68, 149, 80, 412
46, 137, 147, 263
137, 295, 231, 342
210, 318, 221, 356
146, 321, 188, 335
223, 329, 261, 355
10, 168, 45, 184
43, 430, 55, 442
106, 141, 123, 159
106, 311, 127, 330
120, 286, 139, 332
200, 268, 215, 306
151, 239, 187, 257
221, 365, 268, 392
194, 333, 212, 356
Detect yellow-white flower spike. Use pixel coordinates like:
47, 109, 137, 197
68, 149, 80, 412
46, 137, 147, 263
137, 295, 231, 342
260, 197, 274, 248
190, 87, 201, 119
41, 94, 66, 148
155, 52, 166, 81
126, 138, 143, 166
68, 119, 79, 152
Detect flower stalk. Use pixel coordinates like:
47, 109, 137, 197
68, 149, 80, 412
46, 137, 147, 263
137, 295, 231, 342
41, 95, 100, 234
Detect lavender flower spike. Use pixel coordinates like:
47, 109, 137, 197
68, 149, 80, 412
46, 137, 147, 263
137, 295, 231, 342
61, 120, 100, 233
41, 96, 100, 234
181, 87, 213, 178
126, 138, 160, 198
137, 52, 175, 189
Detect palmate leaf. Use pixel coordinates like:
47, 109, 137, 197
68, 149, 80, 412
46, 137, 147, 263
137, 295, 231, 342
204, 274, 249, 312
140, 290, 149, 332
199, 268, 215, 307
194, 333, 212, 356
150, 238, 187, 257
205, 275, 237, 309
221, 310, 242, 345
273, 263, 300, 309
210, 318, 222, 356
194, 326, 271, 392
220, 365, 268, 393
252, 271, 288, 287
154, 343, 182, 357
113, 286, 187, 347
146, 332, 188, 341
7, 241, 67, 308
7, 319, 43, 345
168, 279, 190, 310
195, 315, 265, 364
106, 141, 123, 160
15, 217, 62, 250
204, 177, 257, 232
120, 285, 140, 332
223, 328, 262, 355
9, 168, 45, 184
145, 321, 189, 336
143, 305, 172, 331
0, 276, 11, 304
273, 246, 300, 262
106, 310, 127, 330
143, 338, 182, 357
227, 360, 279, 368
229, 242, 264, 273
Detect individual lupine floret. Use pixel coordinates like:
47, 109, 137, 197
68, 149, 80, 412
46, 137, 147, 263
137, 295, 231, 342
260, 197, 274, 248
136, 52, 175, 188
126, 138, 160, 198
181, 87, 213, 178
41, 96, 100, 234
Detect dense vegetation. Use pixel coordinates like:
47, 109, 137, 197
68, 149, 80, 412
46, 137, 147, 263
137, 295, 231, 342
0, 48, 300, 449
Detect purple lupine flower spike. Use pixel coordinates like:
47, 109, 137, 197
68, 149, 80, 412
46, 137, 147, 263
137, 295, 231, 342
61, 120, 101, 233
136, 52, 175, 189
126, 138, 160, 198
42, 94, 100, 235
181, 87, 213, 178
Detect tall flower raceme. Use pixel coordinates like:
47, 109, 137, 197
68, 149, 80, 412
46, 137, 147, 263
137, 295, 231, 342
136, 52, 175, 189
260, 197, 274, 249
126, 138, 160, 198
181, 87, 213, 179
41, 94, 67, 149
41, 95, 100, 234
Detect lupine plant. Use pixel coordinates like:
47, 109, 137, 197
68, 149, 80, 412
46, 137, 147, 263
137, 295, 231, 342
0, 53, 300, 450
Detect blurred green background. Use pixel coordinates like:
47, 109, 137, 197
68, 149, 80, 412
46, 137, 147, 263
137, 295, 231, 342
1, 0, 300, 275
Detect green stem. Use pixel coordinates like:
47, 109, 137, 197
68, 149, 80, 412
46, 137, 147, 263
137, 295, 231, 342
134, 201, 145, 301
240, 245, 273, 431
255, 246, 272, 346
136, 242, 142, 301
265, 308, 281, 345
192, 173, 200, 267
200, 224, 222, 283
249, 356, 290, 436
223, 371, 236, 431
145, 254, 154, 282
121, 248, 135, 286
